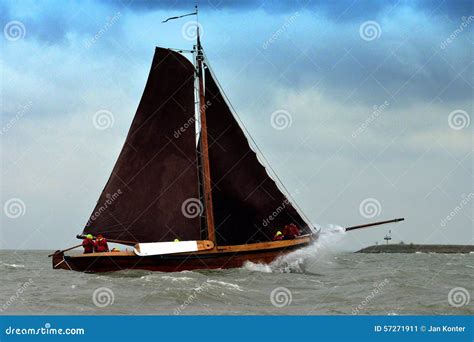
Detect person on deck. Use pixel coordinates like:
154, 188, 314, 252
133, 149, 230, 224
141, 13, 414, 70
94, 234, 109, 253
282, 224, 301, 240
82, 234, 95, 254
273, 231, 284, 241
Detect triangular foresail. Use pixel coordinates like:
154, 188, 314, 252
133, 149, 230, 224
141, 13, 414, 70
204, 67, 312, 245
83, 48, 201, 243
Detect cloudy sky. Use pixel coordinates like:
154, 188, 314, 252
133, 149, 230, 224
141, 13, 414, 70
1, 0, 472, 250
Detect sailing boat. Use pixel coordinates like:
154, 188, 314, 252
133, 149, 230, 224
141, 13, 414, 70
51, 17, 403, 272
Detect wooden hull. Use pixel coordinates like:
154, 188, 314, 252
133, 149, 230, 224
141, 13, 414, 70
52, 235, 314, 273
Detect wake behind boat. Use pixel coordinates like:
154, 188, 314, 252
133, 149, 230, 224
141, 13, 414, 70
51, 10, 403, 273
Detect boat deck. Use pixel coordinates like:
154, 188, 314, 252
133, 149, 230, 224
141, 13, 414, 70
67, 235, 313, 259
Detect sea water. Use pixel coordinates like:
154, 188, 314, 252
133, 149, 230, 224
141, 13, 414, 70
1, 227, 472, 315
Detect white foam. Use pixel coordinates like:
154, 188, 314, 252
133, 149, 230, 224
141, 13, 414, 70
1, 262, 25, 268
243, 262, 273, 273
206, 279, 243, 291
161, 276, 193, 282
244, 224, 346, 273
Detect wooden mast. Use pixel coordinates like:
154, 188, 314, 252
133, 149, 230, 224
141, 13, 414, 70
196, 14, 216, 245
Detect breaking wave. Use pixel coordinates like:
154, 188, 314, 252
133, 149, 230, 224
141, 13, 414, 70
0, 262, 25, 269
243, 224, 346, 273
206, 279, 243, 291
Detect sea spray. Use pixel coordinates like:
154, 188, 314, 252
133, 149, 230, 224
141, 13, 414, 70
243, 224, 346, 273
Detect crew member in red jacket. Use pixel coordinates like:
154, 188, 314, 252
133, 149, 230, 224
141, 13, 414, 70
82, 234, 95, 254
94, 234, 109, 253
282, 223, 301, 240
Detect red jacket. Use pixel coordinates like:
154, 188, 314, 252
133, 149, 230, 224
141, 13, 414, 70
94, 238, 109, 253
82, 239, 94, 254
283, 224, 301, 239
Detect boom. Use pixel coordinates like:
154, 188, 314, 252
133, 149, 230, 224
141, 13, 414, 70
345, 218, 404, 232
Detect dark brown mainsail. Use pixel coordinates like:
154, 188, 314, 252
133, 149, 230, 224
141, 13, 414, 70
203, 67, 311, 245
83, 48, 201, 243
